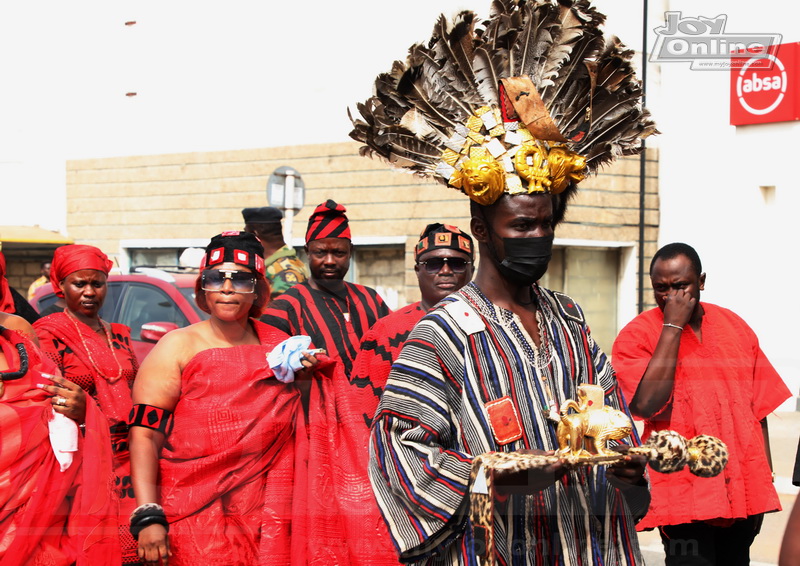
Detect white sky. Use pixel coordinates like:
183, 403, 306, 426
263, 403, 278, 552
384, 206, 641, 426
0, 1, 645, 232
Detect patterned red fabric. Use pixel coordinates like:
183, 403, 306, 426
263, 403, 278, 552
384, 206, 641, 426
34, 312, 139, 563
350, 302, 425, 427
291, 356, 400, 565
414, 224, 474, 260
0, 251, 14, 313
0, 326, 120, 565
49, 245, 114, 298
128, 404, 174, 436
613, 303, 792, 529
159, 321, 303, 565
305, 199, 352, 242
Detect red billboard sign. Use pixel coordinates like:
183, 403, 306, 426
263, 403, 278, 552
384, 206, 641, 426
730, 42, 800, 126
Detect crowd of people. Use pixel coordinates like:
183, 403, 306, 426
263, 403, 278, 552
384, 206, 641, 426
2, 195, 797, 565
2, 1, 799, 565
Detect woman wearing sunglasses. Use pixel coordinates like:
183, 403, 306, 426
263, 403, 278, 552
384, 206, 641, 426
129, 231, 324, 566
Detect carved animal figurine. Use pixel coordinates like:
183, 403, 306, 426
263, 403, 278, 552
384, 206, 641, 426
556, 384, 633, 458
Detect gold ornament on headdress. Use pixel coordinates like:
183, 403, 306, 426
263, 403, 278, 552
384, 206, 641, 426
450, 148, 506, 205
441, 77, 590, 203
349, 0, 657, 207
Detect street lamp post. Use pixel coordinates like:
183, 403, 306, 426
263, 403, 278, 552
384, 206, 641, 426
267, 166, 305, 244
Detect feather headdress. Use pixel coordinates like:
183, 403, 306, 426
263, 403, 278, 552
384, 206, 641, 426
349, 0, 656, 208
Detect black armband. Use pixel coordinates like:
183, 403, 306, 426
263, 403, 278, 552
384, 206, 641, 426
128, 404, 174, 436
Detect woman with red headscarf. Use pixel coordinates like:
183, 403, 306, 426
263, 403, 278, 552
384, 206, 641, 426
33, 244, 140, 564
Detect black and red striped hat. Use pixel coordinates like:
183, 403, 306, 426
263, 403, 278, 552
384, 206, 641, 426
305, 199, 352, 243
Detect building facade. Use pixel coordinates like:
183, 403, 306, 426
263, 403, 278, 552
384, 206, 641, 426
66, 141, 658, 354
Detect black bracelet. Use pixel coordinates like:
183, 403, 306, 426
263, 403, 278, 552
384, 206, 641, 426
129, 508, 169, 541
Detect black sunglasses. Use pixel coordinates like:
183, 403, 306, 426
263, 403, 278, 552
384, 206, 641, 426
417, 257, 472, 274
201, 269, 257, 293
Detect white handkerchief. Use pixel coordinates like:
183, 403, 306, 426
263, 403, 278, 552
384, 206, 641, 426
267, 335, 313, 383
48, 409, 78, 472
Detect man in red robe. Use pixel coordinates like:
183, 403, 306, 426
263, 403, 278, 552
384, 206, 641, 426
612, 242, 791, 565
351, 223, 475, 428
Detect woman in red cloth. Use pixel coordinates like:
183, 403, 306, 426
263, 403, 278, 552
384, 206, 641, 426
0, 250, 40, 324
129, 232, 325, 566
1, 312, 120, 565
33, 244, 140, 564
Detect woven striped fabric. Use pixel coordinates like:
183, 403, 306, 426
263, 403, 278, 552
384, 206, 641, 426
260, 281, 391, 378
369, 283, 648, 565
305, 199, 352, 242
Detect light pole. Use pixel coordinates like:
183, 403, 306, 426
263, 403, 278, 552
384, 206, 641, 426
267, 166, 305, 245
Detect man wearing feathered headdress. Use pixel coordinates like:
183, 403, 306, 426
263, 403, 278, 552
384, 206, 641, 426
351, 0, 656, 563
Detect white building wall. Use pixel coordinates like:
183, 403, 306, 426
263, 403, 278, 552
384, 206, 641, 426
655, 1, 800, 408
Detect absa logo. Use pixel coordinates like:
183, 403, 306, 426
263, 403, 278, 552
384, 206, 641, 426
736, 53, 788, 115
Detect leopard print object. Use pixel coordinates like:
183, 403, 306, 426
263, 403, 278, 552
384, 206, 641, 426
469, 452, 556, 566
686, 434, 729, 478
641, 429, 689, 474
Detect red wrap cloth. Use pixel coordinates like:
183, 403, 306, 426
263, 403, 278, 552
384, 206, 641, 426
158, 321, 304, 565
287, 353, 400, 565
49, 244, 113, 298
148, 317, 397, 565
0, 326, 120, 565
34, 312, 139, 562
0, 252, 14, 313
612, 303, 791, 530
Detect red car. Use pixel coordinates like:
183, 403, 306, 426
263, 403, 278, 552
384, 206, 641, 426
32, 269, 209, 362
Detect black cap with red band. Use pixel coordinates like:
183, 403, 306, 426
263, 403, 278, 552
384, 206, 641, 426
200, 231, 266, 276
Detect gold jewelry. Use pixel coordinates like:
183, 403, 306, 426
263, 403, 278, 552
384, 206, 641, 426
65, 310, 124, 382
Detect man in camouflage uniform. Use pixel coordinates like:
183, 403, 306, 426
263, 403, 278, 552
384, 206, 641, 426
242, 207, 308, 300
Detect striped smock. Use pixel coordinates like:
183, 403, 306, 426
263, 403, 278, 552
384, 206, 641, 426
369, 283, 648, 566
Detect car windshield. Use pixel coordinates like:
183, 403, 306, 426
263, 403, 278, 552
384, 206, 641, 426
179, 287, 210, 320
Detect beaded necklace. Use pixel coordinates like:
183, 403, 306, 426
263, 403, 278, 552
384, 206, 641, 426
470, 283, 560, 422
65, 309, 124, 382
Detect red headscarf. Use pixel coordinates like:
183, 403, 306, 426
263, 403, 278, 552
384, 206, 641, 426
0, 250, 14, 313
50, 245, 114, 298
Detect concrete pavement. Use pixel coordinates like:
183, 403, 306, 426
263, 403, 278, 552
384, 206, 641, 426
636, 410, 799, 565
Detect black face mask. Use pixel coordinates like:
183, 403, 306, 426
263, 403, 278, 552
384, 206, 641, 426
495, 234, 554, 287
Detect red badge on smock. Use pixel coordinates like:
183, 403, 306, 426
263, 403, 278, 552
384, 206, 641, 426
484, 396, 523, 445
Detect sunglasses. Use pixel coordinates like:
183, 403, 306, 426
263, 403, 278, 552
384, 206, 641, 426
201, 270, 257, 293
417, 257, 472, 274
